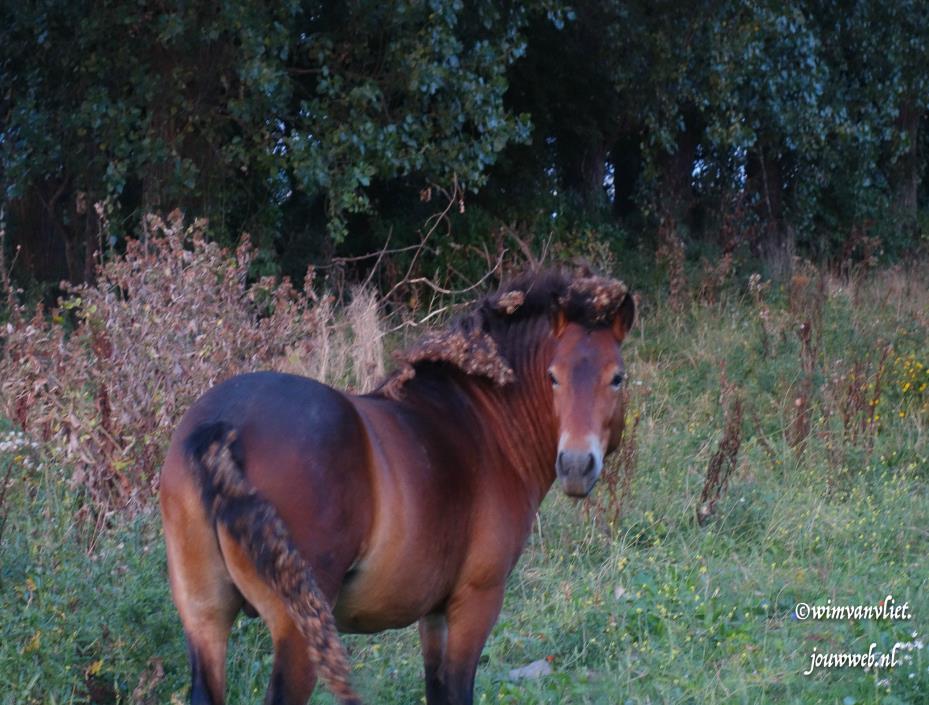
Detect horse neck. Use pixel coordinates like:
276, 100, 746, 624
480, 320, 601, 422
466, 321, 559, 507
385, 319, 559, 508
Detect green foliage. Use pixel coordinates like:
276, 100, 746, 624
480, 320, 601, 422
0, 0, 534, 257
493, 0, 929, 258
3, 0, 929, 283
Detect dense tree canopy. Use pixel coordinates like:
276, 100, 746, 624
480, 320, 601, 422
2, 0, 927, 285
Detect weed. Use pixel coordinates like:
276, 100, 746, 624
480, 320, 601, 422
655, 216, 686, 312
696, 374, 744, 526
585, 389, 640, 531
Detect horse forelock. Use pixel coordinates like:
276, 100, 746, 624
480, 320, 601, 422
558, 276, 629, 327
374, 267, 629, 399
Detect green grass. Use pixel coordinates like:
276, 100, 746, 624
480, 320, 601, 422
2, 268, 929, 704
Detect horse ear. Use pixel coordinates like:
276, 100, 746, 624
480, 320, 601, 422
553, 306, 568, 338
611, 293, 635, 342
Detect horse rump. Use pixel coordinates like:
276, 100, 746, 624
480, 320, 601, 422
184, 421, 362, 705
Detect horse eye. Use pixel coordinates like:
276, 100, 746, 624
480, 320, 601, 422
610, 373, 624, 388
548, 370, 559, 387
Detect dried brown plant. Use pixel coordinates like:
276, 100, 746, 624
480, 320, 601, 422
584, 389, 640, 531
0, 211, 381, 519
820, 342, 892, 475
698, 194, 753, 304
697, 378, 744, 527
656, 215, 687, 312
785, 265, 825, 458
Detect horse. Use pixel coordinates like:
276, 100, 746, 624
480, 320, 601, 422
159, 268, 635, 705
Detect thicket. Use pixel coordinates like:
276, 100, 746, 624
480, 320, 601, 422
0, 212, 387, 520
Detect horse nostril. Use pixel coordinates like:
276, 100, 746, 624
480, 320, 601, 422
556, 452, 565, 475
583, 453, 595, 476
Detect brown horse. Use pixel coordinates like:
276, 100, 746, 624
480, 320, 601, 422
160, 269, 635, 705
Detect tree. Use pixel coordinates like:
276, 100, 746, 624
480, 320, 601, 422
4, 0, 929, 287
1, 0, 534, 282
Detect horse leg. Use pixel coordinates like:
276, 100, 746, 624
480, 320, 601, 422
426, 585, 505, 705
183, 604, 239, 705
216, 528, 322, 705
162, 478, 242, 705
263, 616, 318, 705
418, 613, 448, 702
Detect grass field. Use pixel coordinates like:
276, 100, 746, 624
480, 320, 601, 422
2, 264, 928, 704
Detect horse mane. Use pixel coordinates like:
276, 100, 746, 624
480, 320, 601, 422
373, 267, 629, 400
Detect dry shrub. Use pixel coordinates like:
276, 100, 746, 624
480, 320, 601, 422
698, 250, 734, 305
585, 389, 640, 530
696, 377, 744, 527
345, 286, 385, 392
840, 222, 881, 298
698, 194, 753, 304
867, 265, 929, 331
656, 215, 687, 312
785, 266, 825, 458
820, 343, 892, 475
748, 272, 777, 357
787, 267, 824, 347
0, 211, 382, 516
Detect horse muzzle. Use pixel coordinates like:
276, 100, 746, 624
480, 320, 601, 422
556, 448, 602, 497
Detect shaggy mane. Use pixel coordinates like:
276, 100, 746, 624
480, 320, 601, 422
374, 267, 629, 399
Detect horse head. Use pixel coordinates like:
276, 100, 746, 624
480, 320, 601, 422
548, 282, 635, 497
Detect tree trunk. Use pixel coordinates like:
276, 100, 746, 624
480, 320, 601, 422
7, 182, 78, 286
611, 132, 642, 220
7, 180, 107, 287
892, 99, 921, 239
747, 145, 792, 268
559, 136, 608, 210
652, 111, 702, 230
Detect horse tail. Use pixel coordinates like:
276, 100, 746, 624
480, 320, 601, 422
184, 422, 361, 705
